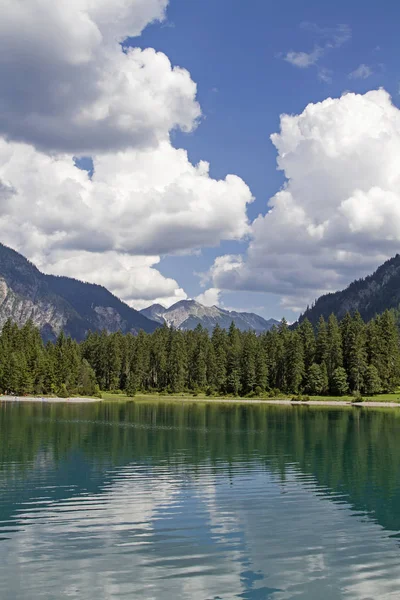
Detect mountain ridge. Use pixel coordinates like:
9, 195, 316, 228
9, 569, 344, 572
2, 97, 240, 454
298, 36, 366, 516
140, 299, 279, 333
299, 254, 400, 325
0, 243, 158, 340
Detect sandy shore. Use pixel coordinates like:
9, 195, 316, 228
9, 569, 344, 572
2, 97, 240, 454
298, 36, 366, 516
0, 395, 101, 403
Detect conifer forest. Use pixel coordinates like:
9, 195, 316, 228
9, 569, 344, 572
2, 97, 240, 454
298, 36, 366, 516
0, 310, 399, 398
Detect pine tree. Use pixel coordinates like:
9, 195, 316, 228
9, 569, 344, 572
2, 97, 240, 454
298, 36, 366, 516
285, 331, 305, 393
326, 314, 343, 382
316, 316, 328, 366
77, 359, 98, 397
226, 322, 242, 395
254, 338, 268, 392
340, 312, 353, 376
376, 310, 400, 392
211, 325, 227, 393
166, 329, 187, 393
192, 327, 208, 391
263, 327, 284, 391
275, 319, 290, 391
125, 372, 137, 397
347, 312, 367, 392
148, 325, 168, 390
364, 364, 382, 396
241, 331, 257, 394
205, 343, 218, 392
306, 363, 326, 395
298, 318, 316, 372
366, 319, 381, 373
106, 332, 123, 391
331, 367, 349, 396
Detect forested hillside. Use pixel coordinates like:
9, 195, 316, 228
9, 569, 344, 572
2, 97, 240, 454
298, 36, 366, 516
0, 243, 158, 340
1, 310, 399, 398
300, 254, 400, 324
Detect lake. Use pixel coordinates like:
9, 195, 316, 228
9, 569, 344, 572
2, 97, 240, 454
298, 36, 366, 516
1, 401, 400, 599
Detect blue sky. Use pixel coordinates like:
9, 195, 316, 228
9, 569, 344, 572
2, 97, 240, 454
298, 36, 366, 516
131, 0, 400, 318
1, 0, 400, 320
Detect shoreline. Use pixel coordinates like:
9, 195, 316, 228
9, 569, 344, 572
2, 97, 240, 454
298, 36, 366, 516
145, 397, 400, 408
1, 395, 400, 408
0, 395, 100, 404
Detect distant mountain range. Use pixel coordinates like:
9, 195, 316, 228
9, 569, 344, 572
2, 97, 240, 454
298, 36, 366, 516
0, 243, 279, 340
0, 243, 158, 340
4, 242, 400, 339
300, 254, 400, 325
140, 300, 279, 333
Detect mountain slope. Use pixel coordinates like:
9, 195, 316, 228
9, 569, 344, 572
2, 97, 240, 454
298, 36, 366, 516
139, 303, 167, 325
300, 254, 400, 325
141, 299, 279, 333
0, 243, 158, 340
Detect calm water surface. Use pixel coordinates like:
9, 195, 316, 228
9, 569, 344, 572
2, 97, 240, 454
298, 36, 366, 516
1, 401, 400, 599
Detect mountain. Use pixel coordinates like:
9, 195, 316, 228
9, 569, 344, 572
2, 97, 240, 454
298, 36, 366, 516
140, 299, 279, 333
0, 243, 158, 340
300, 254, 400, 325
139, 303, 168, 325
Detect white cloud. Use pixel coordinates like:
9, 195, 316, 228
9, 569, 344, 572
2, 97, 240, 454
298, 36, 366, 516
195, 288, 221, 307
0, 0, 199, 153
318, 67, 333, 84
283, 23, 351, 81
0, 139, 252, 254
348, 64, 373, 79
39, 250, 187, 309
0, 138, 252, 306
211, 89, 400, 312
0, 0, 254, 308
284, 48, 322, 68
301, 22, 351, 48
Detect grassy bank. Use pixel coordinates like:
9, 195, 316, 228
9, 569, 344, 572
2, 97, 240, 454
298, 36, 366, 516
100, 391, 400, 405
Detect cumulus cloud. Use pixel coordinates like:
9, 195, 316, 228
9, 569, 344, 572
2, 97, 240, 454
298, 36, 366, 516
195, 288, 221, 307
0, 0, 199, 153
0, 137, 252, 305
0, 139, 252, 254
39, 251, 187, 309
211, 89, 400, 312
348, 64, 373, 79
0, 0, 254, 308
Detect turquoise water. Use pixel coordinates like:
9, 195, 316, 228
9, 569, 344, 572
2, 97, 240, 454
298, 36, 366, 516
1, 401, 400, 599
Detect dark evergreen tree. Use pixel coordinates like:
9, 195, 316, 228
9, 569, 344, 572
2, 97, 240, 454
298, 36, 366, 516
347, 312, 367, 392
241, 331, 257, 395
298, 318, 316, 373
326, 314, 343, 383
226, 322, 242, 396
375, 310, 400, 392
211, 324, 228, 393
166, 329, 186, 393
306, 363, 327, 395
316, 316, 328, 366
285, 331, 305, 393
364, 364, 382, 396
330, 367, 349, 396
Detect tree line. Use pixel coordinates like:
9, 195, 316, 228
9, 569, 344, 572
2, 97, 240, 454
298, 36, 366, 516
0, 309, 399, 398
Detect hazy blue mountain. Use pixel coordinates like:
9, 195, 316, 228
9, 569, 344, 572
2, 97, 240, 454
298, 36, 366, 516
300, 254, 400, 325
0, 243, 158, 340
141, 299, 279, 333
